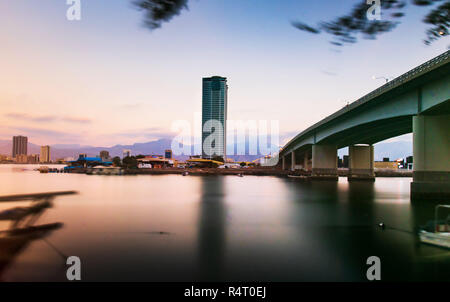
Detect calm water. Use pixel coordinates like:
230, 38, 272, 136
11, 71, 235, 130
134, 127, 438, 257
0, 164, 449, 282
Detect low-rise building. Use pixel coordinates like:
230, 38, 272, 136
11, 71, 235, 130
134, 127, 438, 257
65, 154, 113, 170
186, 158, 223, 168
374, 161, 398, 170
15, 154, 28, 163
137, 156, 173, 169
28, 154, 40, 164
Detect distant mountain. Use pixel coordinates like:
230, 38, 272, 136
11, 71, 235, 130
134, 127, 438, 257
338, 140, 413, 161
373, 140, 413, 161
0, 138, 413, 162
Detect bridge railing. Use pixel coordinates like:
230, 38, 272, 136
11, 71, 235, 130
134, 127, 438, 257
354, 50, 450, 107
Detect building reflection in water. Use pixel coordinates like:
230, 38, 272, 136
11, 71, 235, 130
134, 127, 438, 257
197, 177, 227, 281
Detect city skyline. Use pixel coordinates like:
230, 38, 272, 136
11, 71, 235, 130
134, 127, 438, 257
0, 1, 448, 147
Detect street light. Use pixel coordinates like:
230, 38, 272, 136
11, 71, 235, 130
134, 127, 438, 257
372, 75, 389, 83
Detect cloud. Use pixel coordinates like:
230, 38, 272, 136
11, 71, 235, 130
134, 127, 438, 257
5, 113, 56, 123
321, 70, 338, 77
11, 127, 82, 143
61, 117, 92, 124
111, 127, 176, 140
119, 103, 143, 110
5, 113, 92, 124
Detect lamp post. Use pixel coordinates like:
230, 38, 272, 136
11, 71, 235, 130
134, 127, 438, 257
372, 75, 389, 83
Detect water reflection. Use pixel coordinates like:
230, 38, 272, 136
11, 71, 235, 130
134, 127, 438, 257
197, 177, 227, 281
0, 165, 449, 281
0, 223, 62, 280
0, 192, 74, 280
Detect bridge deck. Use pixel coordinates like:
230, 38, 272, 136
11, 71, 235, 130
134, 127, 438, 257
282, 50, 450, 156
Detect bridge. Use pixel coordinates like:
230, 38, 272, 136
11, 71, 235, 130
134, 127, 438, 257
279, 51, 450, 200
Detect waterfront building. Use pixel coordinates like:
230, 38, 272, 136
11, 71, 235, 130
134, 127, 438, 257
28, 154, 40, 164
40, 145, 51, 163
14, 154, 39, 164
15, 154, 28, 164
374, 161, 399, 170
165, 149, 172, 159
343, 155, 349, 168
65, 154, 113, 170
100, 150, 111, 162
137, 156, 172, 169
202, 76, 228, 160
12, 136, 27, 158
187, 158, 223, 168
406, 156, 413, 170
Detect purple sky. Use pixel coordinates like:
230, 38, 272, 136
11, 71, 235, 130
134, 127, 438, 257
0, 0, 448, 147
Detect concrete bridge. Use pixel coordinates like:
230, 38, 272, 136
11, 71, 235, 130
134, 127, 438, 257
280, 51, 450, 200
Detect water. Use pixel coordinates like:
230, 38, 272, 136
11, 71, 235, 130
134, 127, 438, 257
0, 164, 449, 282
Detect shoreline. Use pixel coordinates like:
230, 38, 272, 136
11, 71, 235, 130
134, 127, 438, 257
2, 164, 413, 178
110, 168, 412, 178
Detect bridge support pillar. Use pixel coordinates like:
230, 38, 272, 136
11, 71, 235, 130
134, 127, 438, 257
291, 152, 296, 171
311, 145, 338, 180
281, 155, 286, 170
303, 151, 312, 171
411, 115, 450, 201
348, 145, 375, 181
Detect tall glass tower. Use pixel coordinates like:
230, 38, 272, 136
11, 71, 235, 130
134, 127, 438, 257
202, 76, 227, 160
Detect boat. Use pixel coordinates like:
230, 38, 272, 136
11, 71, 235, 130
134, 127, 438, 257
0, 191, 75, 278
287, 174, 309, 180
38, 166, 49, 173
419, 204, 450, 249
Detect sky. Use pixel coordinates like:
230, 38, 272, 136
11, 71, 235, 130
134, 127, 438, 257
0, 0, 448, 147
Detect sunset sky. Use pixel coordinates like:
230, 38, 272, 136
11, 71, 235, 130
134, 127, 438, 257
1, 0, 448, 147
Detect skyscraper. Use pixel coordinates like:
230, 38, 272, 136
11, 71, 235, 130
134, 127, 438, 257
40, 145, 51, 163
12, 136, 27, 158
202, 76, 228, 160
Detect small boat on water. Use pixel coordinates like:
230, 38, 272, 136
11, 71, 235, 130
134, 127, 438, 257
419, 204, 450, 249
287, 174, 309, 180
38, 166, 59, 173
38, 166, 49, 173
